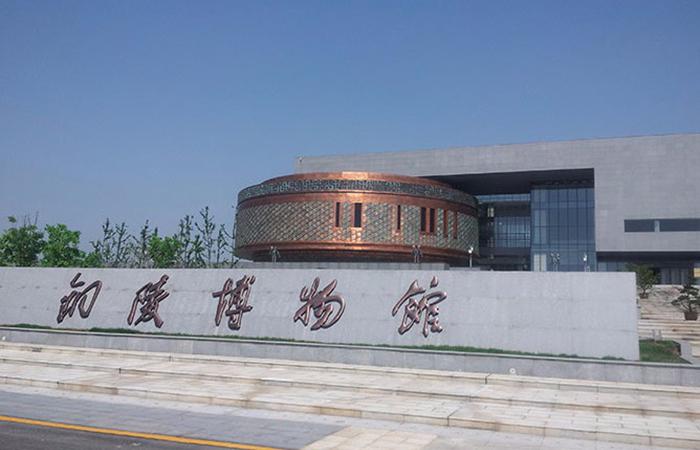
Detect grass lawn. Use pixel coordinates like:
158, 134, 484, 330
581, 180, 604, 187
639, 339, 688, 364
1, 324, 691, 364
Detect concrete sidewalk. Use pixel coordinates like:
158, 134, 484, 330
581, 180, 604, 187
0, 384, 679, 450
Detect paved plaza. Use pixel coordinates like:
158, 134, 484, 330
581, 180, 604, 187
0, 342, 698, 449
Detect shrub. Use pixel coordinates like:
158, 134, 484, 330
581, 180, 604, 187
627, 264, 659, 299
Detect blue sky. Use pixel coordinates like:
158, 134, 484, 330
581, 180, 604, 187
1, 0, 698, 246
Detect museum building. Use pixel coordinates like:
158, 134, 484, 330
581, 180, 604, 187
235, 172, 479, 264
236, 134, 700, 284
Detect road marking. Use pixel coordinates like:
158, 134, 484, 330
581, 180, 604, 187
0, 415, 281, 450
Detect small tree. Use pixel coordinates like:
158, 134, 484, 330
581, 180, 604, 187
130, 220, 154, 268
41, 224, 84, 267
82, 250, 103, 268
176, 215, 194, 267
0, 216, 46, 266
215, 223, 230, 267
627, 264, 658, 299
196, 206, 216, 267
112, 222, 129, 267
90, 219, 114, 267
148, 231, 181, 268
671, 275, 700, 320
189, 234, 206, 268
90, 219, 130, 267
229, 207, 238, 267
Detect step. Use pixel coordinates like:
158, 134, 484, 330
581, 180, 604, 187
0, 344, 699, 448
691, 342, 700, 358
2, 342, 699, 399
2, 355, 696, 420
1, 361, 699, 448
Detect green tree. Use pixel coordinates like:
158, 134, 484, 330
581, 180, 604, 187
671, 273, 700, 319
176, 215, 194, 267
196, 206, 216, 267
41, 224, 85, 267
148, 232, 181, 268
0, 216, 45, 266
215, 223, 231, 267
189, 234, 206, 268
130, 220, 154, 268
90, 219, 130, 267
229, 209, 238, 267
627, 264, 659, 299
82, 250, 103, 268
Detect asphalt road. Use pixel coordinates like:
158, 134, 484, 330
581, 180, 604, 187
0, 389, 340, 450
0, 421, 230, 450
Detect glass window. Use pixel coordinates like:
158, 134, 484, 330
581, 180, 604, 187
558, 209, 567, 226
334, 202, 341, 227
453, 211, 458, 239
531, 184, 595, 272
544, 189, 558, 205
569, 225, 578, 243
659, 218, 700, 232
577, 188, 586, 204
549, 209, 558, 227
550, 227, 560, 243
624, 220, 655, 232
353, 203, 362, 228
443, 210, 448, 237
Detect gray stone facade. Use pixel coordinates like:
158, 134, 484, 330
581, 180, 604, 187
0, 267, 640, 359
295, 134, 700, 272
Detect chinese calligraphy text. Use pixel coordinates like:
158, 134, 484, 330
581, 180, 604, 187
212, 275, 256, 330
294, 277, 346, 330
127, 274, 170, 328
57, 273, 102, 324
392, 276, 446, 337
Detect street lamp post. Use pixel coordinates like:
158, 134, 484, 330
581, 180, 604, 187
412, 245, 422, 264
269, 246, 280, 263
468, 246, 474, 268
549, 252, 560, 272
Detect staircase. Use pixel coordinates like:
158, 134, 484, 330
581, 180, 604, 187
638, 287, 700, 342
0, 342, 699, 448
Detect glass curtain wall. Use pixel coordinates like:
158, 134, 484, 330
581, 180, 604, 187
531, 184, 595, 272
477, 194, 531, 270
494, 216, 531, 248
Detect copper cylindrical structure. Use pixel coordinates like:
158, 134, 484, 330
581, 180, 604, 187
235, 172, 478, 264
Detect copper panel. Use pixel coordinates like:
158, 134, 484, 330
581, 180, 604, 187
261, 171, 454, 189
237, 241, 473, 264
238, 192, 477, 217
